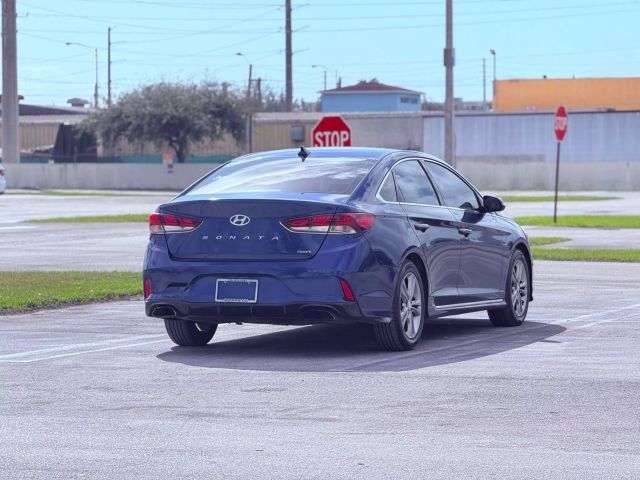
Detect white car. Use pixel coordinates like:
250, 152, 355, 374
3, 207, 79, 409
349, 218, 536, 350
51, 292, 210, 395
0, 163, 5, 194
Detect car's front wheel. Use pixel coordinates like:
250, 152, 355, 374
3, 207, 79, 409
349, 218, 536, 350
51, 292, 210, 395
164, 319, 218, 346
488, 250, 530, 327
374, 260, 425, 351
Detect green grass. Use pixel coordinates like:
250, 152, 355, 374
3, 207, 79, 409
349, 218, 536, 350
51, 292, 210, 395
28, 214, 149, 223
502, 195, 618, 202
0, 271, 142, 313
532, 248, 640, 263
528, 236, 571, 246
515, 215, 640, 228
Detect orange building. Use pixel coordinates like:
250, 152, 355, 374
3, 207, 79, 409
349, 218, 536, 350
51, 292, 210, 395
493, 77, 640, 112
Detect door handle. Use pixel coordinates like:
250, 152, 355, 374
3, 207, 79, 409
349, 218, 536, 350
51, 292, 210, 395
413, 222, 431, 232
458, 227, 472, 237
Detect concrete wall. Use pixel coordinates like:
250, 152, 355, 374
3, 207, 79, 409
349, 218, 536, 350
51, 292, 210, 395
5, 163, 217, 191
8, 158, 637, 191
6, 110, 640, 191
457, 158, 640, 191
423, 110, 640, 163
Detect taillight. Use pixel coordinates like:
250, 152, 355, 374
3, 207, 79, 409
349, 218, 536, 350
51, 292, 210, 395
144, 278, 151, 299
282, 213, 375, 234
340, 278, 356, 302
149, 212, 202, 234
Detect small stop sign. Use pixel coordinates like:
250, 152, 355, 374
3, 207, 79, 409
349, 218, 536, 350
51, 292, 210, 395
552, 105, 568, 223
554, 106, 568, 142
312, 116, 352, 147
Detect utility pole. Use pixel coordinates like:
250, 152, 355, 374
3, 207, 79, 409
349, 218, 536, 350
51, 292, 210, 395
93, 47, 99, 108
444, 0, 455, 167
482, 58, 486, 109
285, 0, 292, 111
246, 64, 253, 105
246, 62, 253, 152
107, 27, 112, 107
256, 77, 262, 110
2, 0, 19, 164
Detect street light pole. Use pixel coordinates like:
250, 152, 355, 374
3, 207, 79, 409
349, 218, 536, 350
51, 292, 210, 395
490, 49, 496, 105
236, 52, 253, 152
312, 64, 330, 91
482, 58, 486, 109
66, 42, 99, 108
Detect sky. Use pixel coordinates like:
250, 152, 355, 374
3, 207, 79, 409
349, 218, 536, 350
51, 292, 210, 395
8, 0, 640, 107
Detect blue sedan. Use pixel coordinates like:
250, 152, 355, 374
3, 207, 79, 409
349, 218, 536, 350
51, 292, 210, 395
144, 147, 532, 351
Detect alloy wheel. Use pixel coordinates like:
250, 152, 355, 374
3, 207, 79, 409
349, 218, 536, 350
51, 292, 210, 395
400, 271, 422, 340
510, 259, 528, 318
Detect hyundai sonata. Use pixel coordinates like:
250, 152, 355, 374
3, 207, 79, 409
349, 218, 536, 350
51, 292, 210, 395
144, 147, 532, 351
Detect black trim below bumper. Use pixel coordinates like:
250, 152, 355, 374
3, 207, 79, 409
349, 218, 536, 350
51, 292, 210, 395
144, 299, 386, 325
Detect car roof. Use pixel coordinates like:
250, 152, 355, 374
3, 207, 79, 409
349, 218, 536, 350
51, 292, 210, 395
238, 147, 397, 162
236, 147, 452, 167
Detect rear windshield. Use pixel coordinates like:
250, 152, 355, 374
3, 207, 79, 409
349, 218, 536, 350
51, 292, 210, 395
185, 156, 376, 195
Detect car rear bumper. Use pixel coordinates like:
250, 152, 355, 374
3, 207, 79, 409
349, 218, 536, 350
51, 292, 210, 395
144, 298, 383, 325
143, 234, 396, 324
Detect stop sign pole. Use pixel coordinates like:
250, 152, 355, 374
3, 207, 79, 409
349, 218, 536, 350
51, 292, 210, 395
553, 106, 568, 223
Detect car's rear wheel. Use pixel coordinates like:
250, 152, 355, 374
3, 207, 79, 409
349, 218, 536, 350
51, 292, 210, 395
374, 260, 425, 351
164, 319, 218, 346
488, 250, 529, 327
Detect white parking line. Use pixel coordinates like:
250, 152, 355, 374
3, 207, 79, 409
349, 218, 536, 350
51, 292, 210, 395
3, 301, 639, 364
0, 334, 166, 363
0, 225, 36, 231
561, 303, 640, 324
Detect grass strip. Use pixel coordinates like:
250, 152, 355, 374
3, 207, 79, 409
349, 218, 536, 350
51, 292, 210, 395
528, 237, 570, 246
28, 214, 149, 223
502, 195, 618, 202
514, 215, 640, 228
7, 190, 165, 197
532, 248, 640, 263
0, 271, 142, 313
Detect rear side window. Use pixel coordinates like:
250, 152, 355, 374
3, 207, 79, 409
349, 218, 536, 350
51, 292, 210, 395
186, 156, 376, 195
393, 160, 439, 205
378, 173, 398, 202
424, 162, 479, 210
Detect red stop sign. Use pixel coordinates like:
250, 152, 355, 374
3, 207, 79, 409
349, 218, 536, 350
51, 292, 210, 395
554, 106, 568, 142
312, 116, 352, 147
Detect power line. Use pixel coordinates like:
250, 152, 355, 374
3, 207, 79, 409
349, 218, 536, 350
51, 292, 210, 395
20, 1, 638, 23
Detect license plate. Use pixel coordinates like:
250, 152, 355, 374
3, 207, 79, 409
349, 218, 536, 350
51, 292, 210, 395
215, 279, 258, 303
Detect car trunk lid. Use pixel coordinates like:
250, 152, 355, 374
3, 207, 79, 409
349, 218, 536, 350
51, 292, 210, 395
160, 197, 342, 261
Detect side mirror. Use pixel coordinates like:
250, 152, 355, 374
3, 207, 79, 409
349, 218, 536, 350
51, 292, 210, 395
482, 195, 505, 213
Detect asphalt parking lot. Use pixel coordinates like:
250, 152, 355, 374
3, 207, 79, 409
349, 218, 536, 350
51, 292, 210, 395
2, 260, 640, 479
1, 191, 639, 478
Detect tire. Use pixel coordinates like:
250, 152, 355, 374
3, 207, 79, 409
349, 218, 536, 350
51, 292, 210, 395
488, 250, 530, 327
164, 319, 218, 346
374, 260, 426, 351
